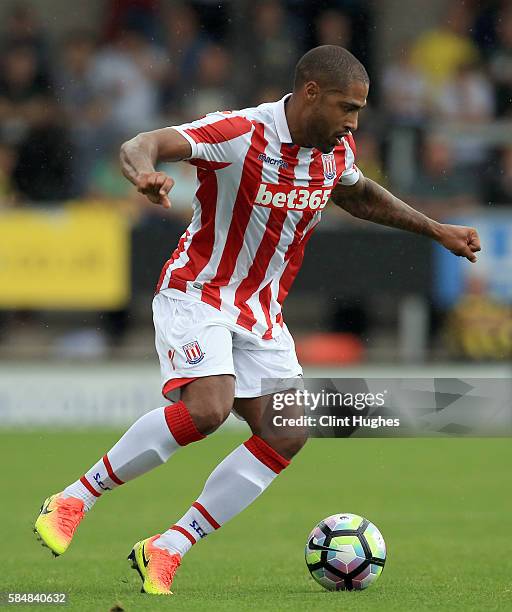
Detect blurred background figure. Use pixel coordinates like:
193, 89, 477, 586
315, 9, 352, 49
411, 0, 480, 91
382, 42, 428, 128
2, 3, 49, 74
12, 97, 74, 202
405, 134, 480, 218
0, 44, 52, 144
102, 0, 161, 43
57, 30, 105, 196
444, 274, 512, 361
160, 3, 210, 116
488, 7, 512, 118
182, 43, 235, 119
247, 0, 300, 100
485, 145, 512, 206
435, 61, 494, 171
91, 28, 165, 142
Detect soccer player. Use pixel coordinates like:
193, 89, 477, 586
34, 45, 481, 595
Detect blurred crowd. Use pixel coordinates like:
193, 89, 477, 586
0, 0, 511, 218
0, 0, 510, 361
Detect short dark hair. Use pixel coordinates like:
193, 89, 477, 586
293, 45, 369, 91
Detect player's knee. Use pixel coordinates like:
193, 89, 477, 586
192, 400, 232, 434
181, 375, 235, 434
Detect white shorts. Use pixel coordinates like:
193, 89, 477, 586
153, 292, 303, 400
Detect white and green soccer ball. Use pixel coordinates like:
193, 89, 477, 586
305, 513, 386, 591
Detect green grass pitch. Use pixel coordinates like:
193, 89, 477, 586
2, 430, 511, 611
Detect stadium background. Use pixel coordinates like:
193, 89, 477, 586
0, 0, 511, 376
1, 2, 511, 610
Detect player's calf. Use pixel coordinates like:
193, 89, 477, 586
59, 402, 206, 512
33, 398, 210, 554
33, 401, 207, 555
236, 390, 309, 460
262, 432, 309, 460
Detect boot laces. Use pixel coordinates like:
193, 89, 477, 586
151, 548, 181, 588
57, 500, 84, 538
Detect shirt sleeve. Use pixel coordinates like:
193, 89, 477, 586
171, 111, 253, 165
339, 132, 360, 186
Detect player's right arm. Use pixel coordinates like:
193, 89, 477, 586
120, 128, 193, 209
121, 113, 252, 209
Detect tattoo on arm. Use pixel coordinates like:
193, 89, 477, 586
332, 177, 442, 240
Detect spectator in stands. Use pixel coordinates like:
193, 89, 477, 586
382, 42, 428, 127
404, 134, 480, 218
247, 0, 298, 96
444, 274, 512, 361
2, 3, 49, 75
182, 43, 235, 119
436, 62, 495, 123
488, 7, 512, 117
102, 0, 161, 43
0, 44, 52, 143
315, 9, 352, 49
57, 31, 106, 196
435, 61, 495, 170
160, 3, 210, 115
484, 146, 512, 206
58, 32, 101, 118
11, 97, 74, 202
306, 3, 372, 69
190, 0, 231, 43
472, 0, 499, 56
91, 29, 164, 142
411, 1, 480, 90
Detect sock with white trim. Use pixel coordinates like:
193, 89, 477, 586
154, 434, 290, 556
62, 401, 205, 511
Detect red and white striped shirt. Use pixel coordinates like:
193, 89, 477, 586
156, 94, 359, 340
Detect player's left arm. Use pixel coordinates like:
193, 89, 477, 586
330, 172, 482, 263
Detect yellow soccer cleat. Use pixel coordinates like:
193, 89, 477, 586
127, 535, 181, 595
34, 492, 85, 556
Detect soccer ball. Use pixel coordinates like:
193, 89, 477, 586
305, 513, 386, 591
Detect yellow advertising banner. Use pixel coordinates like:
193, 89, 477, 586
0, 203, 130, 309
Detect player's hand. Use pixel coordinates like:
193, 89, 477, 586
135, 171, 174, 209
436, 224, 481, 263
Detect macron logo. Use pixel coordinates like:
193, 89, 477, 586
258, 153, 289, 169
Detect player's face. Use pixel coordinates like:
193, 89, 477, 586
305, 80, 368, 153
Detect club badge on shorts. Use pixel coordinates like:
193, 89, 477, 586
321, 153, 337, 181
183, 340, 205, 365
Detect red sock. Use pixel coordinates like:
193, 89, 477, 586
164, 400, 206, 446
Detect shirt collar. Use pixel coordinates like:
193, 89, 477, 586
272, 93, 293, 143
